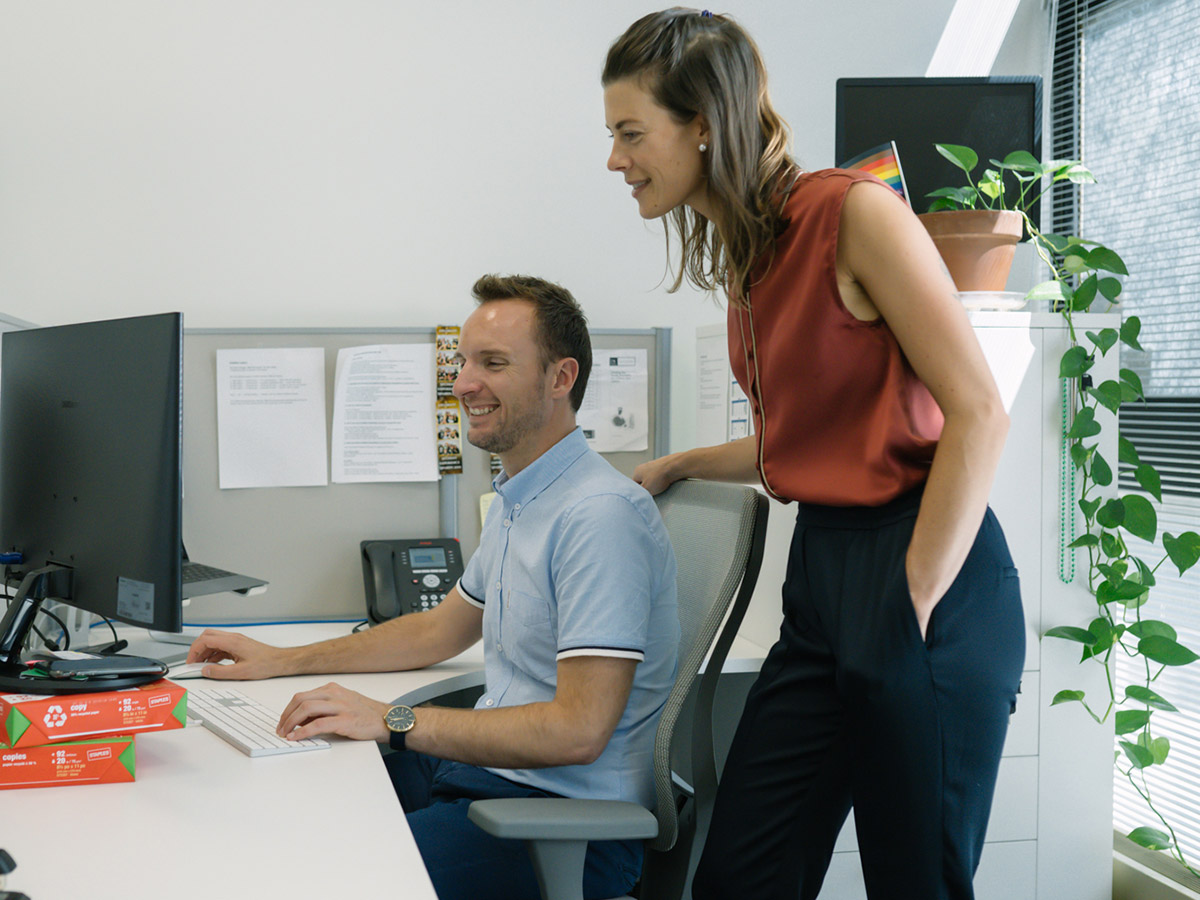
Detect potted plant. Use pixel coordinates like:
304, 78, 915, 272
919, 144, 1093, 292
982, 153, 1200, 875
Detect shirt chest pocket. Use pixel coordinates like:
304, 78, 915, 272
505, 588, 552, 626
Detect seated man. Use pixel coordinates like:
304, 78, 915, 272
188, 273, 679, 900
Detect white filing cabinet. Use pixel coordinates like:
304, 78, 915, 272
703, 312, 1119, 900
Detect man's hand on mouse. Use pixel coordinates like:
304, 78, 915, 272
185, 629, 295, 680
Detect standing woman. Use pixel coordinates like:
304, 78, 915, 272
602, 9, 1025, 900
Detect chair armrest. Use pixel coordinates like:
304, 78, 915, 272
390, 668, 487, 708
468, 798, 659, 841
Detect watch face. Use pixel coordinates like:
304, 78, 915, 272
385, 705, 415, 733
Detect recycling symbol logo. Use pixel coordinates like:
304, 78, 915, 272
44, 705, 68, 728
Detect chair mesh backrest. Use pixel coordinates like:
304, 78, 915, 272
648, 480, 761, 852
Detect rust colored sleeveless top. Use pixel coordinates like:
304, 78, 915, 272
727, 169, 944, 506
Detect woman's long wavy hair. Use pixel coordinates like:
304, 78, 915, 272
603, 8, 797, 305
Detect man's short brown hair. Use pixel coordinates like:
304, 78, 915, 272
471, 274, 592, 411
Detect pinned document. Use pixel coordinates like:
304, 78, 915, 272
577, 349, 649, 452
216, 348, 329, 489
331, 344, 438, 483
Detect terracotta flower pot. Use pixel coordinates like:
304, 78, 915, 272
917, 209, 1024, 292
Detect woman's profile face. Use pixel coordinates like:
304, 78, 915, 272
604, 78, 711, 221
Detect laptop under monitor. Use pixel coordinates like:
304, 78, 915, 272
181, 543, 268, 599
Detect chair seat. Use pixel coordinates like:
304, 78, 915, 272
468, 798, 659, 841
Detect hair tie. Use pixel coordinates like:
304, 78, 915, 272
701, 9, 713, 17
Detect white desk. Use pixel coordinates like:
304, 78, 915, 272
2, 623, 485, 900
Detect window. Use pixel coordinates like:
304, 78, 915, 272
1052, 0, 1200, 875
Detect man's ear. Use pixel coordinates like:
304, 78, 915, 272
550, 357, 579, 401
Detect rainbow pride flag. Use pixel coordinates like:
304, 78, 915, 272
838, 140, 910, 207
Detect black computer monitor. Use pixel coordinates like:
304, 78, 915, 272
0, 312, 184, 692
835, 76, 1042, 221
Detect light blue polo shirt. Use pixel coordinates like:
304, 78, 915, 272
458, 427, 679, 807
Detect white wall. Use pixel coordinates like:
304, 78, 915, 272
0, 0, 1001, 455
0, 0, 1048, 453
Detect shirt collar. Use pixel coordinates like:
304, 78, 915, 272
492, 427, 589, 508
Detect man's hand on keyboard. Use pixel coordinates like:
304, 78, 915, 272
186, 629, 294, 681
276, 682, 391, 743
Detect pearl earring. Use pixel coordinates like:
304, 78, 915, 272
699, 143, 708, 152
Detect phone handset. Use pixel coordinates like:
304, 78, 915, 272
364, 542, 401, 621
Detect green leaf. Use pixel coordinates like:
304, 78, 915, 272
1087, 617, 1116, 655
997, 150, 1040, 170
1125, 684, 1178, 712
1027, 280, 1068, 303
1163, 532, 1200, 575
1070, 441, 1092, 469
1068, 407, 1102, 440
1064, 254, 1088, 275
1112, 579, 1150, 601
1079, 496, 1102, 520
1097, 498, 1125, 529
1120, 740, 1154, 769
1071, 275, 1098, 311
1132, 556, 1157, 589
1138, 635, 1200, 667
1087, 380, 1123, 414
1041, 233, 1077, 253
1121, 494, 1157, 543
1051, 689, 1086, 706
1130, 620, 1176, 641
926, 197, 961, 213
1090, 451, 1113, 487
1134, 465, 1162, 502
1115, 709, 1152, 734
1045, 626, 1096, 644
1085, 328, 1118, 355
1121, 317, 1143, 351
1100, 530, 1122, 557
1127, 826, 1172, 850
1061, 162, 1097, 185
979, 169, 1003, 202
1119, 368, 1145, 400
1086, 246, 1129, 275
1069, 533, 1100, 549
1059, 345, 1091, 378
935, 143, 978, 174
1118, 434, 1140, 465
1148, 736, 1171, 765
1098, 277, 1123, 301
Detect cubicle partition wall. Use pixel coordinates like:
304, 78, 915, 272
180, 326, 670, 625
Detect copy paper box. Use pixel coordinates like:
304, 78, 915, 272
0, 734, 135, 790
0, 679, 187, 749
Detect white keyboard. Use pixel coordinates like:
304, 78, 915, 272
186, 687, 331, 758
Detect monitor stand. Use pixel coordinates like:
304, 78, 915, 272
0, 564, 165, 695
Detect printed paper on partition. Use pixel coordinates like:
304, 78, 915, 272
331, 344, 438, 483
577, 348, 649, 453
216, 347, 329, 489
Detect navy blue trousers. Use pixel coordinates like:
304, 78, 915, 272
693, 488, 1025, 900
385, 750, 642, 900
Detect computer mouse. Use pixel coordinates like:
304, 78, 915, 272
169, 661, 231, 680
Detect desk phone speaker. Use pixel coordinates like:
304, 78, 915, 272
361, 538, 463, 623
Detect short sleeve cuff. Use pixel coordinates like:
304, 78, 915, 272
557, 647, 645, 662
457, 579, 485, 609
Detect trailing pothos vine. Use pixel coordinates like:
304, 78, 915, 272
935, 146, 1200, 876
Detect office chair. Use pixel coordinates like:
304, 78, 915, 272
467, 479, 769, 900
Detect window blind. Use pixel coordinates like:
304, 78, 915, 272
1053, 0, 1200, 871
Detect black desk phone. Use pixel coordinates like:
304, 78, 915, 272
360, 538, 464, 623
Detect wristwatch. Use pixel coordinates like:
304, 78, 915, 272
384, 704, 416, 751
